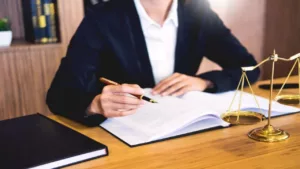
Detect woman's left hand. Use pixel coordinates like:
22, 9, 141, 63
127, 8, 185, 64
152, 73, 212, 96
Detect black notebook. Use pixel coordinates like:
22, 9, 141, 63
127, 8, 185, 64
0, 114, 108, 169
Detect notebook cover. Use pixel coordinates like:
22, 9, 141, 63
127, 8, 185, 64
0, 113, 108, 169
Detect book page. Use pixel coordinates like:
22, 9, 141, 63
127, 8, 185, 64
160, 116, 226, 140
100, 118, 151, 145
101, 89, 225, 144
111, 95, 214, 141
182, 91, 300, 117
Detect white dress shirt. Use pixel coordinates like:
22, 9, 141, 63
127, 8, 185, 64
134, 0, 178, 84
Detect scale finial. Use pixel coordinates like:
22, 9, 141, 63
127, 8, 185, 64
273, 49, 276, 55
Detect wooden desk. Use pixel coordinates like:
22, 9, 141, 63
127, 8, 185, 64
48, 76, 300, 169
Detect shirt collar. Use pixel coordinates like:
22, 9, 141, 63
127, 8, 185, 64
134, 0, 178, 28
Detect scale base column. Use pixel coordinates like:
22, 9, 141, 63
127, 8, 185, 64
248, 125, 289, 142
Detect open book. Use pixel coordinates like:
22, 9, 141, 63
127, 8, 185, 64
100, 89, 300, 147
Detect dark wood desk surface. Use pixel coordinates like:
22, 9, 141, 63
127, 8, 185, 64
48, 76, 300, 169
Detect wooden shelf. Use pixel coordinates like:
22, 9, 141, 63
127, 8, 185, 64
0, 0, 85, 121
0, 39, 62, 52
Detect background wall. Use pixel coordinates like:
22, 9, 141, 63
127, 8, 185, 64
199, 0, 266, 75
199, 0, 300, 80
262, 0, 300, 79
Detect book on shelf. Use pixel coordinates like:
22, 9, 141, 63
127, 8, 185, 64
0, 114, 108, 169
22, 0, 59, 44
49, 1, 58, 42
36, 0, 47, 43
100, 89, 300, 147
43, 0, 58, 43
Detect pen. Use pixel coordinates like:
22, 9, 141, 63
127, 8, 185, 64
99, 77, 158, 103
259, 83, 298, 90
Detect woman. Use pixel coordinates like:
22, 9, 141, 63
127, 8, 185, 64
46, 0, 260, 126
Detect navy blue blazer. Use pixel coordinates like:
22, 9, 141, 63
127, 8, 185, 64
46, 0, 260, 126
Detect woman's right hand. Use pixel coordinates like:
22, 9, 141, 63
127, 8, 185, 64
87, 84, 145, 117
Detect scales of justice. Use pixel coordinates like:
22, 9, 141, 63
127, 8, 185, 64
221, 50, 300, 142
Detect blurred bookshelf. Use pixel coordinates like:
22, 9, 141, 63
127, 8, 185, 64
0, 0, 64, 49
0, 0, 85, 120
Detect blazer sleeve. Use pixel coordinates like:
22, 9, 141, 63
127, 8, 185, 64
196, 0, 260, 93
46, 11, 107, 127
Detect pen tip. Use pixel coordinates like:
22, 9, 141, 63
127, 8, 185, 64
150, 100, 158, 103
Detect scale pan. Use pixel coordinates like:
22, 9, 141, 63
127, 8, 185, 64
275, 95, 300, 105
221, 111, 266, 125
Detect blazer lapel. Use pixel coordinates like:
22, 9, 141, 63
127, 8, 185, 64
123, 0, 155, 88
174, 0, 190, 73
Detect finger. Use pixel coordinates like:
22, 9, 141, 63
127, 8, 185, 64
104, 84, 144, 95
118, 109, 138, 116
114, 85, 141, 97
162, 82, 188, 96
113, 92, 126, 96
153, 73, 180, 91
104, 109, 137, 118
128, 84, 141, 88
109, 102, 142, 110
153, 74, 184, 95
155, 76, 185, 95
171, 86, 191, 97
107, 94, 144, 105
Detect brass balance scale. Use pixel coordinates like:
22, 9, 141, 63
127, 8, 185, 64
221, 51, 300, 142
